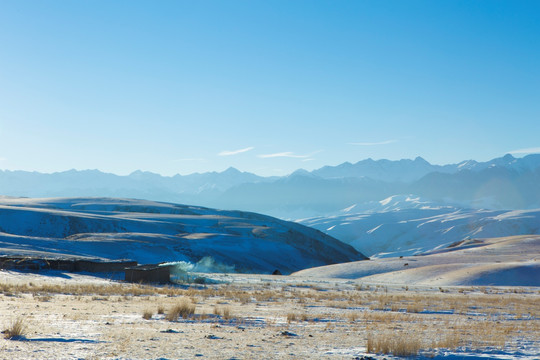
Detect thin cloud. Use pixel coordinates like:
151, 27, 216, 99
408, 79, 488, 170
258, 152, 311, 159
173, 158, 206, 162
508, 147, 540, 155
218, 147, 254, 156
349, 140, 397, 146
258, 150, 322, 159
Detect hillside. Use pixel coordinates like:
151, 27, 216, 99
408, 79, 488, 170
299, 196, 540, 257
292, 235, 540, 286
0, 197, 365, 274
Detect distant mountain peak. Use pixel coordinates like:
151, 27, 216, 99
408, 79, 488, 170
222, 166, 242, 174
502, 153, 515, 160
289, 168, 316, 178
129, 170, 161, 178
413, 156, 430, 164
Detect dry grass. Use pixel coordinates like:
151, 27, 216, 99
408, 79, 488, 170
142, 309, 153, 320
214, 306, 233, 320
405, 301, 424, 313
346, 312, 359, 322
3, 317, 28, 340
221, 306, 232, 320
367, 331, 422, 356
165, 299, 196, 321
0, 281, 185, 297
1, 276, 538, 358
286, 312, 297, 323
432, 330, 462, 349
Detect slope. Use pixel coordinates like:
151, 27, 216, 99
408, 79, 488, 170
0, 197, 366, 274
299, 197, 540, 257
292, 235, 540, 286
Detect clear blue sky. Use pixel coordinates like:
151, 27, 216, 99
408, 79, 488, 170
1, 1, 539, 176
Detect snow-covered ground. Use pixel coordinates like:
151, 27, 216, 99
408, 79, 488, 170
0, 197, 364, 274
293, 235, 540, 287
0, 196, 538, 359
0, 269, 538, 359
299, 195, 540, 258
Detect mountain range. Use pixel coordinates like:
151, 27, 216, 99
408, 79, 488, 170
299, 195, 540, 258
1, 154, 540, 218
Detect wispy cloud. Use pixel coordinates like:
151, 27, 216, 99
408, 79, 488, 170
173, 158, 206, 162
258, 150, 322, 159
218, 147, 254, 156
349, 140, 397, 146
508, 147, 540, 155
258, 152, 309, 159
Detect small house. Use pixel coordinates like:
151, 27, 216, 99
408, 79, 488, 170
124, 264, 171, 284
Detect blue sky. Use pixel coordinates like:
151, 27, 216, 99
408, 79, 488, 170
0, 1, 539, 176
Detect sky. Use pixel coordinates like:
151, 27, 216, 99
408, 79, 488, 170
0, 1, 539, 176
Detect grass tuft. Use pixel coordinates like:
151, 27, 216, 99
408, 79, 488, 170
367, 331, 421, 356
287, 313, 297, 323
142, 310, 153, 320
166, 299, 196, 321
3, 317, 27, 340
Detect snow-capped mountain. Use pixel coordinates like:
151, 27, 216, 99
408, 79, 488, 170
1, 154, 540, 218
311, 156, 441, 182
310, 153, 540, 182
299, 198, 540, 258
0, 197, 365, 274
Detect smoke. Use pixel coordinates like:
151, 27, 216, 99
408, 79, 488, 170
191, 256, 235, 273
162, 256, 235, 283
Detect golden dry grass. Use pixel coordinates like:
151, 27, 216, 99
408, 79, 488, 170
142, 309, 153, 320
1, 277, 538, 358
3, 317, 27, 340
367, 331, 422, 356
165, 299, 196, 321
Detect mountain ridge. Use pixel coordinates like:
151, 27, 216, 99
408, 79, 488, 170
2, 154, 540, 217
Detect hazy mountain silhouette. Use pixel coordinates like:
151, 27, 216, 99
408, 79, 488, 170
1, 154, 540, 218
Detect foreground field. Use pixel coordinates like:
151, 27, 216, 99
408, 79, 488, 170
0, 271, 539, 359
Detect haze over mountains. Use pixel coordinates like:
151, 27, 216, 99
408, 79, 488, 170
2, 154, 540, 218
1, 155, 539, 283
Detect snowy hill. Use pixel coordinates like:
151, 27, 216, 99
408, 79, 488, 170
292, 235, 540, 286
0, 197, 365, 274
299, 197, 540, 258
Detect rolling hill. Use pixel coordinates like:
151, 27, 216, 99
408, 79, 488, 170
292, 235, 540, 286
0, 197, 365, 274
299, 195, 540, 257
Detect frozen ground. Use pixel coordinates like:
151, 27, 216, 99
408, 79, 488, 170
0, 270, 538, 359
